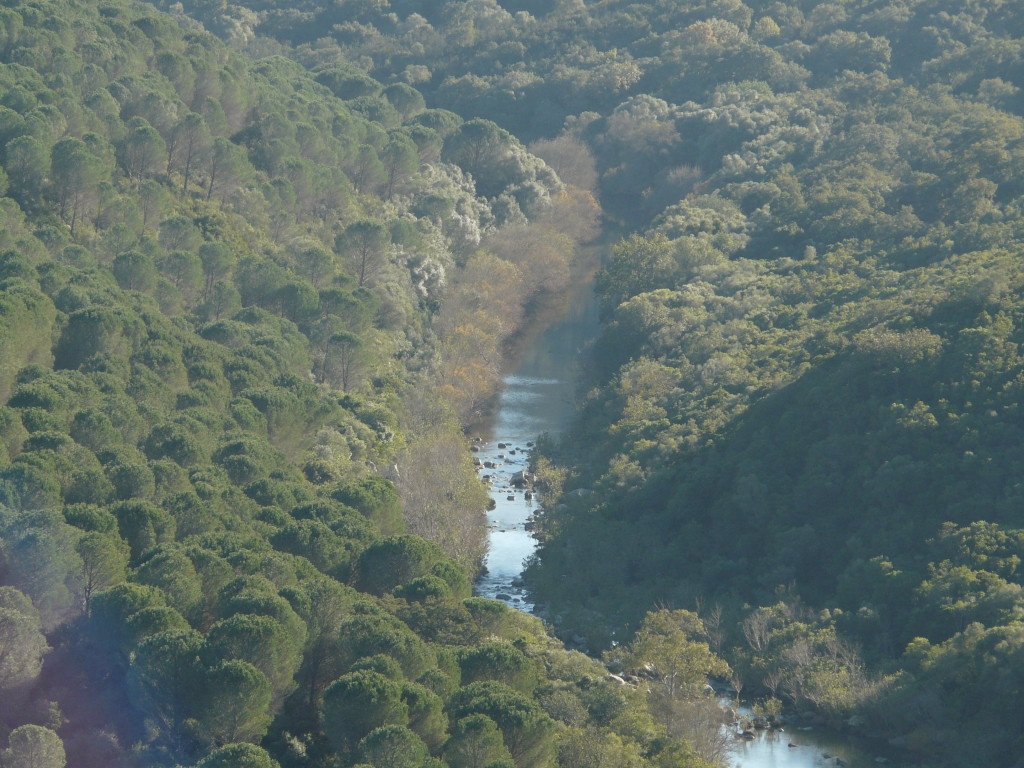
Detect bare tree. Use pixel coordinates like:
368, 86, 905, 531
529, 135, 598, 193
703, 603, 725, 654
394, 433, 490, 571
784, 638, 814, 668
484, 224, 573, 295
781, 639, 813, 704
538, 186, 602, 245
762, 666, 786, 698
730, 674, 744, 703
742, 609, 773, 652
663, 697, 734, 764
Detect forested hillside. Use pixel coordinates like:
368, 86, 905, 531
0, 1, 660, 768
466, 1, 1024, 767
5, 0, 1024, 764
165, 0, 1024, 759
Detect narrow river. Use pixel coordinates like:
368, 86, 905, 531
468, 260, 904, 768
470, 265, 601, 609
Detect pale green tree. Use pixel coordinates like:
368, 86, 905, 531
337, 220, 391, 286
609, 609, 729, 703
607, 609, 731, 762
443, 714, 513, 768
75, 532, 129, 614
1, 725, 65, 768
0, 587, 48, 689
200, 660, 273, 746
197, 743, 280, 768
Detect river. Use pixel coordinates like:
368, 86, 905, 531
470, 263, 601, 610
727, 705, 906, 768
468, 260, 904, 768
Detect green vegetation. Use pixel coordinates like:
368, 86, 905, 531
442, 0, 1024, 763
2, 725, 66, 768
0, 0, 716, 767
5, 0, 1024, 762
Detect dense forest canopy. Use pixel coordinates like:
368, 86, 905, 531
0, 1, 650, 768
4, 0, 1024, 764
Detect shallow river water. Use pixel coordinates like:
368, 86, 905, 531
726, 708, 905, 768
471, 267, 601, 609
468, 267, 908, 768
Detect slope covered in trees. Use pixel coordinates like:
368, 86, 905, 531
6, 0, 1024, 764
0, 1, 662, 767
169, 0, 1024, 760
403, 0, 1024, 766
